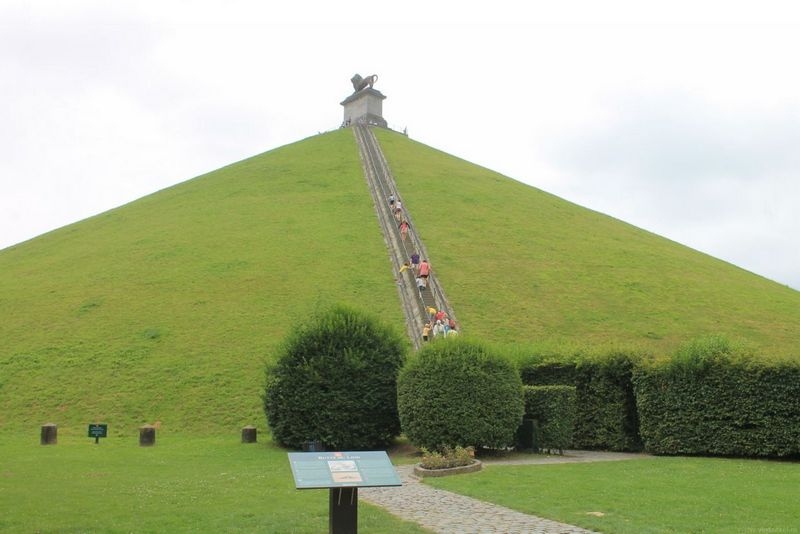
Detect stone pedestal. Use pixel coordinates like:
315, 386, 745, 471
139, 424, 156, 446
340, 88, 387, 128
40, 423, 57, 445
241, 425, 257, 443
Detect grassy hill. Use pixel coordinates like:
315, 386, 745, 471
373, 128, 800, 356
2, 127, 799, 436
0, 130, 404, 435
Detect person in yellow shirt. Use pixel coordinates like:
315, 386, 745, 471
426, 306, 437, 321
422, 322, 432, 342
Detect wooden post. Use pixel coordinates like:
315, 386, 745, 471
241, 425, 257, 443
139, 424, 156, 446
40, 423, 57, 445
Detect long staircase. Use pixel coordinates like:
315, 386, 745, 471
352, 124, 458, 349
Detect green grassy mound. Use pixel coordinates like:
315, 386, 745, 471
0, 130, 403, 435
1, 127, 798, 436
374, 128, 800, 356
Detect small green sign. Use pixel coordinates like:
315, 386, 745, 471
288, 451, 402, 489
88, 423, 108, 443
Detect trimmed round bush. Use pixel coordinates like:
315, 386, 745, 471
263, 304, 406, 450
397, 339, 524, 451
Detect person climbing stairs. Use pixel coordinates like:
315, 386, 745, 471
352, 124, 459, 348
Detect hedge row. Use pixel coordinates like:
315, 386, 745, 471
518, 337, 800, 458
518, 385, 575, 453
263, 308, 799, 459
633, 338, 800, 457
518, 352, 643, 452
573, 354, 642, 451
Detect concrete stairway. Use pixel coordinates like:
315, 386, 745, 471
352, 124, 458, 349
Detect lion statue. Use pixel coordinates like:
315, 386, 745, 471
351, 73, 378, 92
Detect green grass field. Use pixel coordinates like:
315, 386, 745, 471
427, 456, 800, 533
3, 434, 798, 533
0, 435, 429, 534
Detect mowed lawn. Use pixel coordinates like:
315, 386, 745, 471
3, 434, 799, 533
0, 435, 429, 534
427, 455, 800, 533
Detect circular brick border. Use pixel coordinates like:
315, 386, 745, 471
413, 460, 482, 478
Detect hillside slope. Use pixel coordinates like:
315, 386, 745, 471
0, 129, 404, 435
374, 128, 800, 356
2, 127, 798, 436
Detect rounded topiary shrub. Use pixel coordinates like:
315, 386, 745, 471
397, 339, 524, 451
263, 304, 406, 450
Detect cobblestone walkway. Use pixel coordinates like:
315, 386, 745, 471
361, 451, 646, 534
361, 464, 595, 533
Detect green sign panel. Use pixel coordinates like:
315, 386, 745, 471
88, 424, 108, 439
288, 451, 402, 489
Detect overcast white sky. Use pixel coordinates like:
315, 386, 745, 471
2, 1, 799, 289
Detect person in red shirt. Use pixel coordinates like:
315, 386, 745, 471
418, 259, 430, 280
399, 220, 409, 241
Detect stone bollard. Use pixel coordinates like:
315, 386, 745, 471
241, 425, 257, 443
139, 424, 156, 447
40, 423, 58, 445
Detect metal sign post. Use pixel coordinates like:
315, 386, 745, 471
329, 487, 358, 534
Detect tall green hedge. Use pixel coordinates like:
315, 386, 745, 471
263, 304, 406, 450
518, 361, 578, 386
519, 385, 576, 453
573, 353, 643, 451
518, 351, 643, 452
397, 339, 524, 451
633, 336, 800, 457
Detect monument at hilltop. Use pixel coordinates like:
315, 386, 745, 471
340, 73, 387, 128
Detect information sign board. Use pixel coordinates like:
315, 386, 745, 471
288, 451, 401, 489
88, 423, 108, 443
